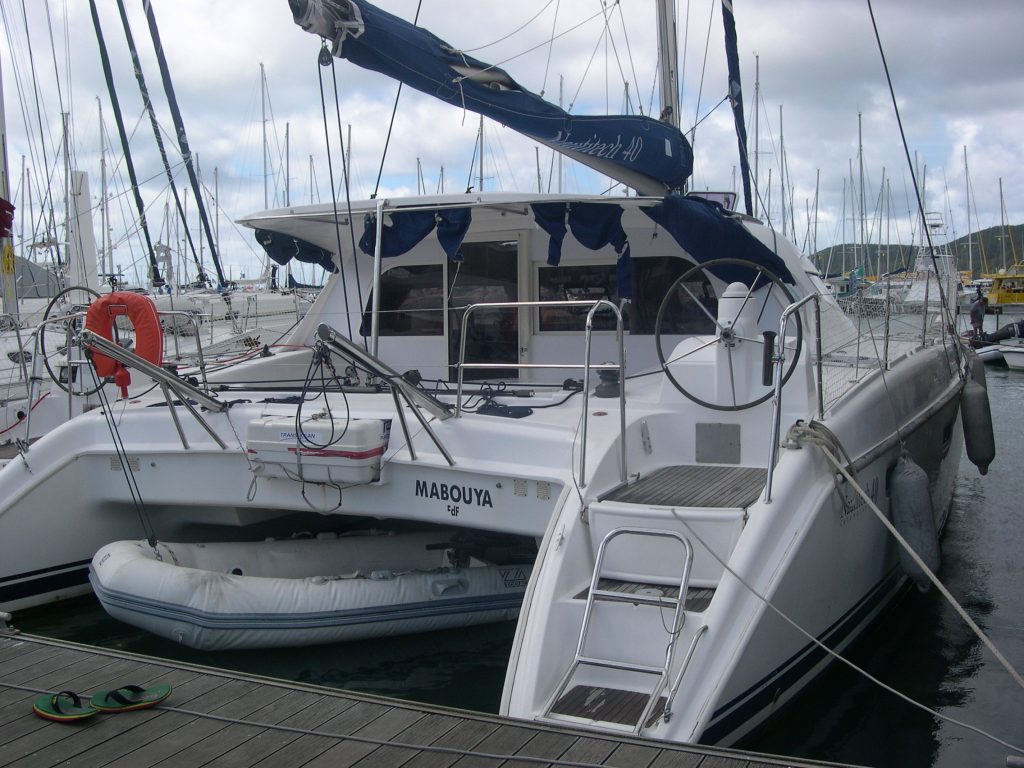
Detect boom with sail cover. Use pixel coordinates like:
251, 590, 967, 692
288, 0, 693, 196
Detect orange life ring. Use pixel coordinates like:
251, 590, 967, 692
84, 292, 163, 396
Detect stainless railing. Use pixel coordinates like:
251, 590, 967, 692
0, 314, 30, 395
454, 299, 626, 487
764, 293, 822, 503
78, 329, 229, 450
158, 309, 210, 387
16, 311, 103, 442
317, 322, 455, 466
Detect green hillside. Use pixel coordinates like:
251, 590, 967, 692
812, 223, 1024, 278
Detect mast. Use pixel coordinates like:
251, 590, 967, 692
858, 113, 866, 274
999, 177, 1007, 268
1, 56, 17, 318
114, 0, 205, 286
478, 115, 484, 192
88, 0, 163, 287
261, 63, 268, 209
98, 98, 112, 284
656, 0, 680, 128
62, 112, 71, 283
753, 54, 760, 217
721, 0, 753, 214
813, 168, 820, 258
963, 145, 972, 277
142, 0, 226, 287
779, 105, 785, 237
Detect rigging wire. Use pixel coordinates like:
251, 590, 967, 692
593, 0, 633, 116
686, 0, 716, 158
326, 56, 366, 339
567, 18, 609, 113
461, 0, 557, 55
866, 0, 955, 336
92, 371, 158, 547
539, 0, 561, 99
613, 1, 644, 116
113, 0, 207, 284
451, 5, 612, 91
315, 47, 355, 343
371, 0, 423, 199
669, 472, 1023, 756
16, 0, 63, 268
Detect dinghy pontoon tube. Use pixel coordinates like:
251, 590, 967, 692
90, 530, 534, 650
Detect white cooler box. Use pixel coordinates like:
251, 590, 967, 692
246, 416, 389, 484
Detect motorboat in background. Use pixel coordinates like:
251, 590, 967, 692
965, 318, 1024, 366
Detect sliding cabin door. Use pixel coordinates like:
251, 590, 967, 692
447, 241, 520, 382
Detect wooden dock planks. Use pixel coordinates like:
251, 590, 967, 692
0, 630, 851, 768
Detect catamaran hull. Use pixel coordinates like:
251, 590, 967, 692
502, 343, 966, 747
0, 392, 563, 613
700, 403, 962, 745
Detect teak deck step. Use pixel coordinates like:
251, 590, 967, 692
549, 684, 667, 728
575, 579, 715, 612
601, 465, 767, 508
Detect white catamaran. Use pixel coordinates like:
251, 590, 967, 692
0, 0, 996, 748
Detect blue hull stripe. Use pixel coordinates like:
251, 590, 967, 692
700, 567, 904, 744
0, 560, 92, 605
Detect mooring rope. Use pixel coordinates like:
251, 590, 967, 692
669, 424, 1024, 755
813, 437, 1024, 692
92, 373, 158, 547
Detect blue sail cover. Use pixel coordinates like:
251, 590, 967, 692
289, 0, 693, 195
532, 202, 633, 297
641, 195, 795, 285
359, 208, 472, 261
255, 229, 338, 273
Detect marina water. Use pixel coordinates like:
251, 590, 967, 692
13, 365, 1024, 768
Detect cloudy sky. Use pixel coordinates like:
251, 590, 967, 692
2, 0, 1021, 283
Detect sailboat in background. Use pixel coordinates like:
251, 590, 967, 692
87, 0, 316, 362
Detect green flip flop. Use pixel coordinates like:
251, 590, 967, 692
32, 690, 98, 722
90, 683, 172, 712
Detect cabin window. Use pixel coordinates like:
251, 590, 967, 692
537, 264, 619, 332
536, 257, 715, 335
360, 264, 444, 336
448, 241, 520, 381
358, 241, 521, 382
630, 257, 716, 335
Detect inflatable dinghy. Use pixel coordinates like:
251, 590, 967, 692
90, 530, 533, 650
